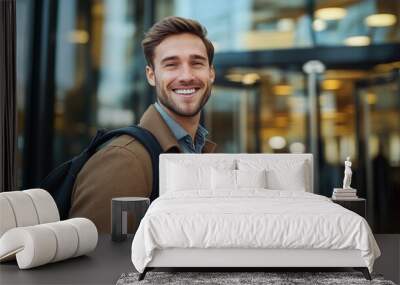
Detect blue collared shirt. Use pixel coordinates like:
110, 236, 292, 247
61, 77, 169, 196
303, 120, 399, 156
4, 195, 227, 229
154, 102, 208, 153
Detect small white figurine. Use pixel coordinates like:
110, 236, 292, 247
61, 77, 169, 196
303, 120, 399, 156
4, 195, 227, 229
342, 157, 352, 189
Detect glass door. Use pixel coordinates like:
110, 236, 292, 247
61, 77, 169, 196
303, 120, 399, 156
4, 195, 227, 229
357, 67, 400, 233
205, 85, 259, 153
316, 64, 400, 232
210, 62, 400, 233
316, 69, 363, 197
210, 68, 308, 155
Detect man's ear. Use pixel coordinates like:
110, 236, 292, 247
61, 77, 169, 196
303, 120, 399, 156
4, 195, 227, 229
146, 65, 156, 86
210, 65, 215, 83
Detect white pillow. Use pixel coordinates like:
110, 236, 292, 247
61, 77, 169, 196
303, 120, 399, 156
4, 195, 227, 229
167, 162, 211, 191
266, 168, 306, 191
166, 158, 236, 170
211, 169, 267, 190
237, 159, 308, 191
211, 168, 236, 190
236, 169, 267, 189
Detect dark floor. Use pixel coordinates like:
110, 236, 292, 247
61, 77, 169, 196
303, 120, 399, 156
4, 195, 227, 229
0, 234, 398, 284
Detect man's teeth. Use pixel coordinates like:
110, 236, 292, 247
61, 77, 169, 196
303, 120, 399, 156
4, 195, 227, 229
174, 88, 196, 95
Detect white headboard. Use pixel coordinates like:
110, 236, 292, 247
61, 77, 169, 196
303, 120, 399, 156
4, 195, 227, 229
159, 153, 313, 195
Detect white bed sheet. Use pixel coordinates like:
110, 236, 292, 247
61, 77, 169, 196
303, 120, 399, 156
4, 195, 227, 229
131, 190, 380, 273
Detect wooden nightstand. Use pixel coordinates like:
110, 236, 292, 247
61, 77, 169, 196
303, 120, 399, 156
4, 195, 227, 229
111, 197, 150, 242
331, 198, 366, 218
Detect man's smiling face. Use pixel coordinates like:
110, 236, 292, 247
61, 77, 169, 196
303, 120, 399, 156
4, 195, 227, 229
146, 33, 215, 117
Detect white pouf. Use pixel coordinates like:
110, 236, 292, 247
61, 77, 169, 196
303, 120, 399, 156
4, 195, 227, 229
0, 189, 98, 269
0, 219, 98, 269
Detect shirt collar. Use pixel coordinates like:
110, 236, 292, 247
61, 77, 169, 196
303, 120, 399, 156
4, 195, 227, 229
154, 102, 188, 141
154, 102, 208, 142
139, 104, 217, 153
196, 124, 208, 141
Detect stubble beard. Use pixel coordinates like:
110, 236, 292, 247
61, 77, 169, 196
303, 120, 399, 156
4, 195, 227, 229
156, 83, 212, 118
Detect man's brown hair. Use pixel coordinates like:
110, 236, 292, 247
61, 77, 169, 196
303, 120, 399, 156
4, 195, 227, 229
142, 16, 214, 67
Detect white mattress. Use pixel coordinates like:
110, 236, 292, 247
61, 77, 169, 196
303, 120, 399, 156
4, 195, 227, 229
131, 190, 380, 273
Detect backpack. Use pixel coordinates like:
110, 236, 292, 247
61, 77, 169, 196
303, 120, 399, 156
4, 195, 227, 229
40, 126, 163, 220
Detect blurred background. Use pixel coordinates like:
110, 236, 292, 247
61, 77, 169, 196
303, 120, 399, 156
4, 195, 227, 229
16, 0, 399, 233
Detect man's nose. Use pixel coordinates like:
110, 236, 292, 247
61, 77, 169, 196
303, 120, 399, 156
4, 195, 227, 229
178, 64, 195, 82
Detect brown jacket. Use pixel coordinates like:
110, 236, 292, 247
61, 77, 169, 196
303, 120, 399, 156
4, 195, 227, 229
69, 105, 216, 233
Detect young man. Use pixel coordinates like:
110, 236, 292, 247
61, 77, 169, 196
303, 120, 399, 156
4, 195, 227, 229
69, 17, 217, 233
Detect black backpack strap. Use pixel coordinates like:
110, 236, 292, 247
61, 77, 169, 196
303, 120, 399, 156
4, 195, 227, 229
91, 126, 163, 202
41, 126, 163, 220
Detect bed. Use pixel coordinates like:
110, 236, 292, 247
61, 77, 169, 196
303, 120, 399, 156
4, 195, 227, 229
131, 154, 380, 280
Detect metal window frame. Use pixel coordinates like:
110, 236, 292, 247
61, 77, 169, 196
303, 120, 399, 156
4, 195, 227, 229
0, 0, 17, 192
22, 0, 58, 188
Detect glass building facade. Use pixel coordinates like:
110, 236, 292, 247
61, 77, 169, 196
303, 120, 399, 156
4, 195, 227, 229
16, 0, 400, 233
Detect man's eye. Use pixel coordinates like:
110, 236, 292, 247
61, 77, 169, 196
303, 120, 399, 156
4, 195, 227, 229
193, 62, 204, 66
165, 63, 176, 67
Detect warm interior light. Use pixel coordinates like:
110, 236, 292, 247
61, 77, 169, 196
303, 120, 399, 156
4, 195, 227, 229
365, 13, 397, 27
321, 111, 347, 120
275, 117, 288, 127
225, 74, 243, 82
67, 30, 89, 44
269, 136, 287, 149
315, 8, 347, 21
344, 36, 370, 46
92, 3, 104, 16
289, 142, 305, 153
242, 73, 260, 85
242, 30, 294, 50
322, 80, 341, 90
277, 18, 295, 32
366, 93, 377, 104
374, 61, 400, 72
321, 111, 336, 120
313, 19, 327, 31
274, 84, 292, 96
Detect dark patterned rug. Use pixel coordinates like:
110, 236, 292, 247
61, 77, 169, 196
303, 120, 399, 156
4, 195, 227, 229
116, 271, 396, 285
